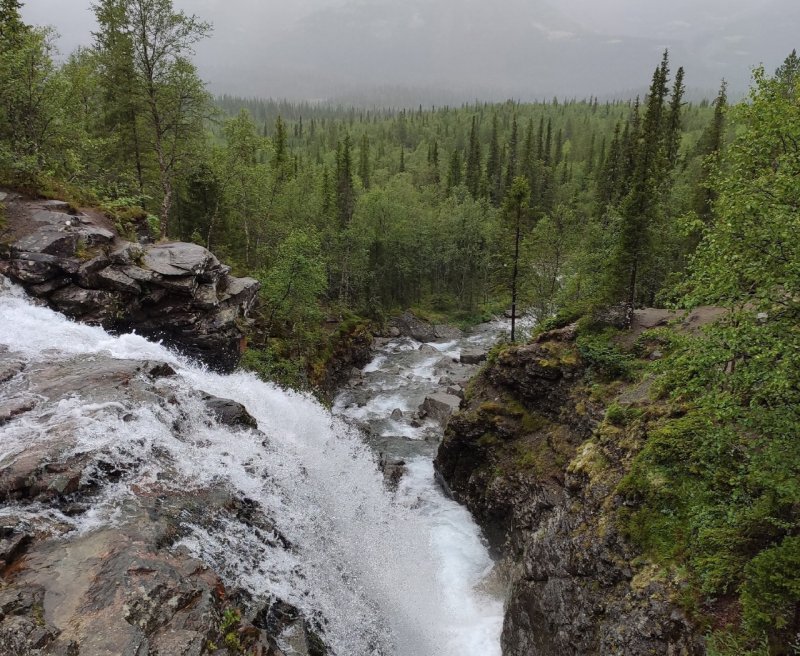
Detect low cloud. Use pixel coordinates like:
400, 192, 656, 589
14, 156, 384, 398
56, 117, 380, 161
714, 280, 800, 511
20, 0, 800, 102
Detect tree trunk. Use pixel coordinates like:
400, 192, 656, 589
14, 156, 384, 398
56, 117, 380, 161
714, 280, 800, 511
511, 209, 521, 342
159, 178, 172, 240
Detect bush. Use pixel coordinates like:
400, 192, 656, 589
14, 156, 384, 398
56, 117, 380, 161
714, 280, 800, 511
741, 536, 800, 633
576, 330, 633, 381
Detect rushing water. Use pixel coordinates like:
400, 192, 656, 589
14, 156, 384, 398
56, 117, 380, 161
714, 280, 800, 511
0, 278, 504, 656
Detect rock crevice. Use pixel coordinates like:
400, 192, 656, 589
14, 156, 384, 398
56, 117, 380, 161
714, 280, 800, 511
435, 326, 703, 656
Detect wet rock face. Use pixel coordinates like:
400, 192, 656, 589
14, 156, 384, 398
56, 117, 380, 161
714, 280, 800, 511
0, 194, 259, 371
0, 347, 323, 656
419, 392, 462, 425
202, 393, 258, 429
435, 330, 703, 656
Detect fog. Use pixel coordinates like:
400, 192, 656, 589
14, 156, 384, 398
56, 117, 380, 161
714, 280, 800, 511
21, 0, 799, 103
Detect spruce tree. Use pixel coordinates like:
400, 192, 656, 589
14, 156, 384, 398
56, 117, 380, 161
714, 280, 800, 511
554, 128, 563, 166
597, 122, 622, 212
543, 118, 553, 167
536, 116, 544, 161
521, 117, 537, 200
358, 133, 370, 188
465, 115, 482, 198
429, 139, 440, 186
613, 51, 674, 307
504, 115, 519, 193
447, 148, 462, 194
692, 81, 727, 225
665, 66, 685, 167
503, 176, 531, 342
585, 132, 596, 178
486, 114, 503, 205
273, 116, 288, 170
336, 134, 355, 228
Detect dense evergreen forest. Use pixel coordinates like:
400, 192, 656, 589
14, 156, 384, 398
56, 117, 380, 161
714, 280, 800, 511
1, 1, 799, 653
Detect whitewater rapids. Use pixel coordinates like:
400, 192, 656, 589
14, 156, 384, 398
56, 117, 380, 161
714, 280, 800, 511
0, 278, 503, 656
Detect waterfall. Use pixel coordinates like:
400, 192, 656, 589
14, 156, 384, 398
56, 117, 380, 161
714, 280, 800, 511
0, 278, 503, 656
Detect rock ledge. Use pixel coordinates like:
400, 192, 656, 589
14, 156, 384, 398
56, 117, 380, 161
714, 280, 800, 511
0, 193, 259, 371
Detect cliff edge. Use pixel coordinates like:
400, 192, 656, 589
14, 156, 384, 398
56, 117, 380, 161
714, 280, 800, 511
0, 191, 259, 371
435, 310, 722, 655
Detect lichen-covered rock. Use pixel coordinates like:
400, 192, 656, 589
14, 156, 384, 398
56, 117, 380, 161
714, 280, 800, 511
435, 330, 704, 656
0, 194, 259, 371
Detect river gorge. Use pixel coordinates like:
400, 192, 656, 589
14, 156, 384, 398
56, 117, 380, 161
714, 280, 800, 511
0, 277, 513, 655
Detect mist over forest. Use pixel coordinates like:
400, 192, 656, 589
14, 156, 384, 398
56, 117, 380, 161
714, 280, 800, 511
22, 0, 800, 104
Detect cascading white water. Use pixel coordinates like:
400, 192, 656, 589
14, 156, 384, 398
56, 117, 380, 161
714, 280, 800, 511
0, 278, 503, 656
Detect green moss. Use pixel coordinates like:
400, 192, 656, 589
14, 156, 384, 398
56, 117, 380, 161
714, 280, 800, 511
478, 432, 501, 447
521, 411, 549, 433
604, 402, 643, 427
218, 608, 243, 653
511, 425, 573, 478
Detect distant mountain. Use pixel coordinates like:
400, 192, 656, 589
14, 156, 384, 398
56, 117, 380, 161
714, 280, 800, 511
20, 0, 800, 102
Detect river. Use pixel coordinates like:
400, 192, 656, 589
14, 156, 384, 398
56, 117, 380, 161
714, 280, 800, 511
0, 278, 508, 655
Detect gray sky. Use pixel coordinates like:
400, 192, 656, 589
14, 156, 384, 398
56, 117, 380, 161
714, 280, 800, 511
21, 0, 799, 103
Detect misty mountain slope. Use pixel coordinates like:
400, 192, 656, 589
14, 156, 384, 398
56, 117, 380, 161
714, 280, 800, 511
21, 0, 800, 101
191, 0, 798, 101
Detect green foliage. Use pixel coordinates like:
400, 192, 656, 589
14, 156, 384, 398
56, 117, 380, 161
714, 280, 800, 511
604, 402, 640, 426
240, 342, 307, 389
617, 54, 800, 652
576, 330, 633, 381
146, 214, 161, 238
218, 608, 243, 652
259, 228, 327, 329
741, 537, 800, 633
0, 24, 65, 186
707, 631, 772, 656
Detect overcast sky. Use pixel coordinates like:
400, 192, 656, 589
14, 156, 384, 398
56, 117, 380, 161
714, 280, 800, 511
21, 0, 799, 104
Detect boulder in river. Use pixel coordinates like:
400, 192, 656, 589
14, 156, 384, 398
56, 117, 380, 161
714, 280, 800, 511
379, 456, 407, 490
201, 392, 258, 429
460, 349, 488, 365
419, 393, 462, 424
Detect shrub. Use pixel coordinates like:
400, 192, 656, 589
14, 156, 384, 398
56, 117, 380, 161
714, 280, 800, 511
576, 330, 633, 381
